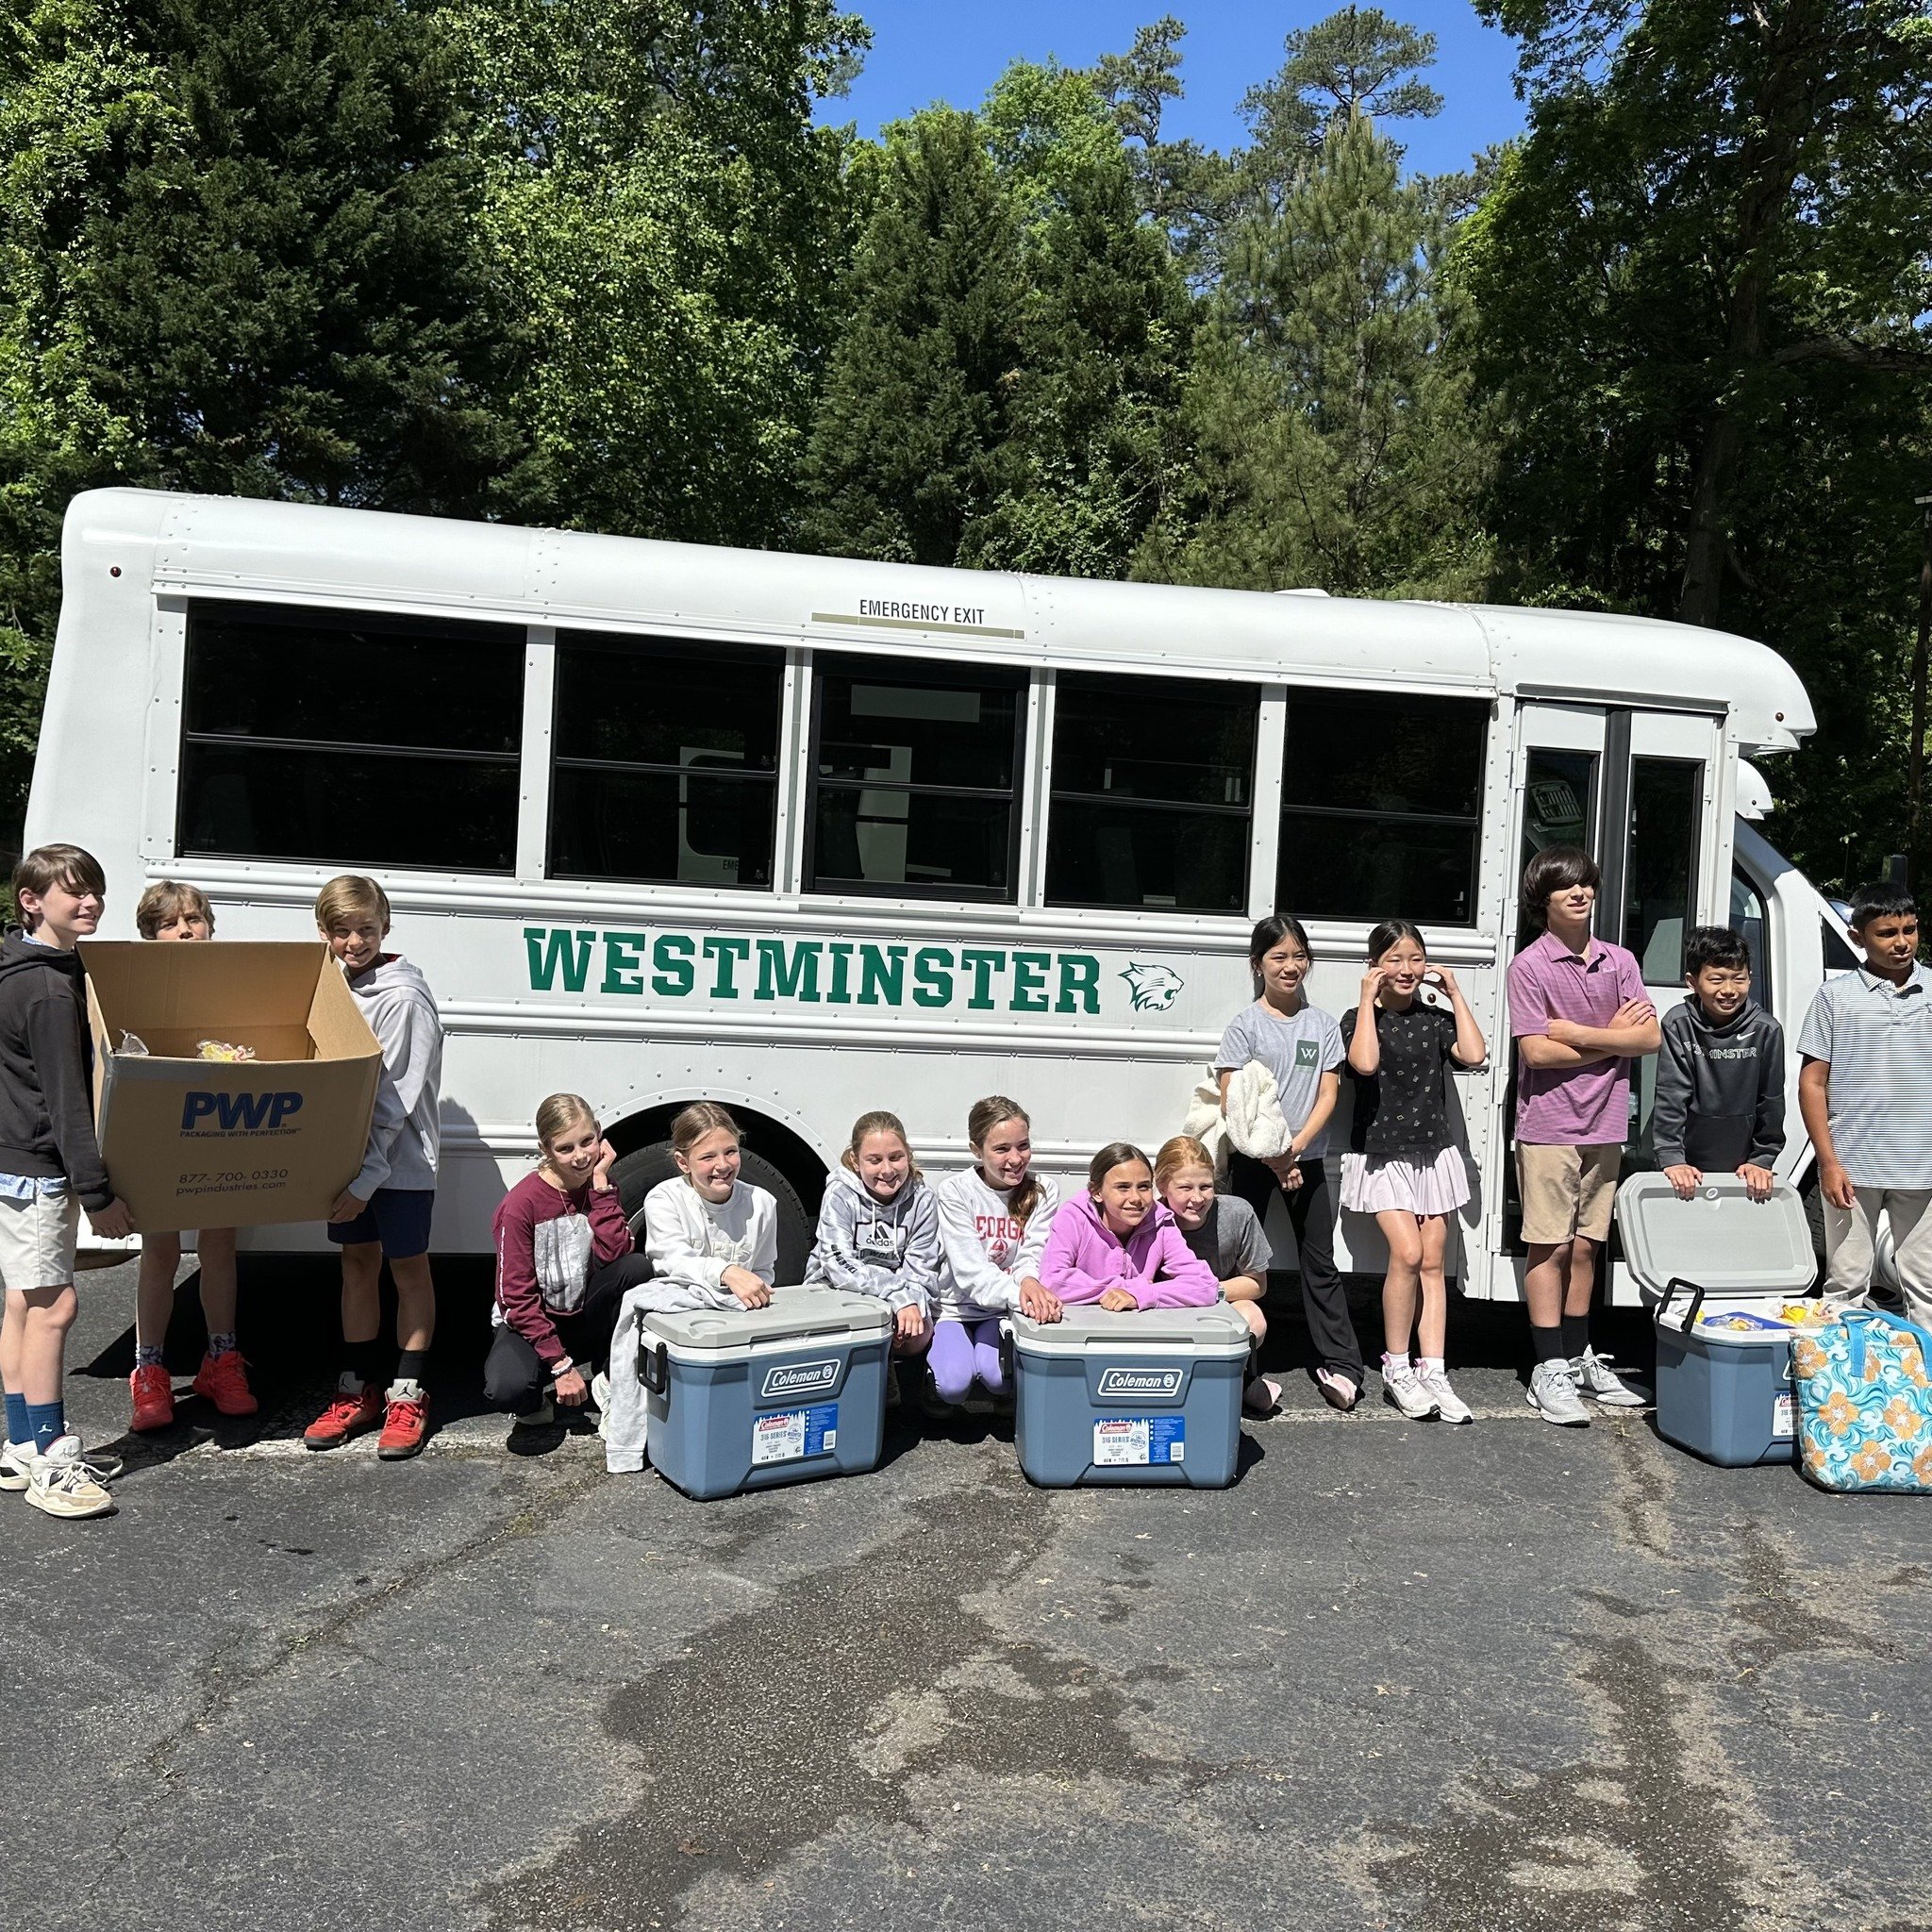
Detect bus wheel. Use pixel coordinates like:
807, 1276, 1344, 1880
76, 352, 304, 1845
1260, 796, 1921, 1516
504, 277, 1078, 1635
609, 1143, 816, 1287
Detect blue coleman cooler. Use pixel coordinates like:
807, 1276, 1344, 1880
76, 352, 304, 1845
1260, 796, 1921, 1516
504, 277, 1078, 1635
1009, 1305, 1251, 1489
637, 1288, 892, 1500
1615, 1173, 1824, 1467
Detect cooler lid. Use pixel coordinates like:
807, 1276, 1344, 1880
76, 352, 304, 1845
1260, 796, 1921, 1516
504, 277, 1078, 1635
640, 1286, 891, 1352
1613, 1174, 1817, 1298
1012, 1304, 1253, 1357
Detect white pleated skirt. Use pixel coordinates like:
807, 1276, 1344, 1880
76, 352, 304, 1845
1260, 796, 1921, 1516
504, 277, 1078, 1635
1340, 1144, 1471, 1217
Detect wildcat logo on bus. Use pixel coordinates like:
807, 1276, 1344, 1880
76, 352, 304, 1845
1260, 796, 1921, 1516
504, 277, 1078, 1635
1119, 963, 1185, 1013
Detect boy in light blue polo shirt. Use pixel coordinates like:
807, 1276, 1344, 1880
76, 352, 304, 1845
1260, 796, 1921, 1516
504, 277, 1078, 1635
1796, 880, 1932, 1320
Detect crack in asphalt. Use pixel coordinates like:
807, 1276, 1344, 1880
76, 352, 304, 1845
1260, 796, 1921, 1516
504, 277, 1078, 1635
474, 1464, 1224, 1932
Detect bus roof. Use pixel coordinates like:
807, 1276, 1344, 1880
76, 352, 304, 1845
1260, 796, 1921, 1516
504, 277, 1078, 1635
64, 487, 1816, 754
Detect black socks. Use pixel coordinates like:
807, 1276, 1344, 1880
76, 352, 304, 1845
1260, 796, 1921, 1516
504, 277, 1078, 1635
347, 1338, 386, 1390
1530, 1323, 1568, 1365
1560, 1314, 1591, 1361
394, 1348, 427, 1385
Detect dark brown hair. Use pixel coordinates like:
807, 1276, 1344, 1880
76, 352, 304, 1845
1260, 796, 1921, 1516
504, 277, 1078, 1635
1519, 845, 1600, 930
11, 843, 106, 928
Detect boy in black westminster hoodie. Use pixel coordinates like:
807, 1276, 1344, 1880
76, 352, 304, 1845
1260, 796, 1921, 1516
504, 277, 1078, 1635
1653, 924, 1787, 1203
0, 844, 133, 1518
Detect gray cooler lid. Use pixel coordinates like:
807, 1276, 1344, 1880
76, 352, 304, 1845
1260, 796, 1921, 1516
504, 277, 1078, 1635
641, 1285, 891, 1352
1613, 1173, 1816, 1298
1012, 1304, 1252, 1357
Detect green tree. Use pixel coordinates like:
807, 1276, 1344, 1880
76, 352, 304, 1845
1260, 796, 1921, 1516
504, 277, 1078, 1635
1463, 0, 1932, 881
801, 108, 1024, 566
1142, 10, 1485, 598
459, 0, 868, 544
0, 0, 508, 821
971, 146, 1193, 578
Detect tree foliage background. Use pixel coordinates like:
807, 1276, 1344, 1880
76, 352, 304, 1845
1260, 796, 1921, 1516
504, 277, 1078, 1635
1, 0, 1926, 889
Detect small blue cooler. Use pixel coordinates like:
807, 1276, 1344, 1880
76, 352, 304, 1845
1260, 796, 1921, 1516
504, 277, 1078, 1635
1615, 1173, 1823, 1467
1009, 1305, 1251, 1489
638, 1288, 891, 1500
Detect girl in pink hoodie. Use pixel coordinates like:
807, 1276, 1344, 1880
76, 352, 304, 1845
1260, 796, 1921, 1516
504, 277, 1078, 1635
1040, 1142, 1220, 1309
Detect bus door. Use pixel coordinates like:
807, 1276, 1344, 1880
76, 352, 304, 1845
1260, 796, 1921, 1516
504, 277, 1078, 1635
1493, 704, 1727, 1290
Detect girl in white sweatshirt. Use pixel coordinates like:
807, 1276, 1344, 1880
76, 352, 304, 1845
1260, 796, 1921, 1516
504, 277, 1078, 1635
929, 1095, 1064, 1403
640, 1102, 779, 1308
605, 1102, 778, 1473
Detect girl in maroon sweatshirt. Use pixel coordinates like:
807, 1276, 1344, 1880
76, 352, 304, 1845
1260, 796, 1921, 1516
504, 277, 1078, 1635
484, 1093, 652, 1424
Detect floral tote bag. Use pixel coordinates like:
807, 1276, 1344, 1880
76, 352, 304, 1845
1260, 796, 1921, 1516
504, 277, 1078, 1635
1791, 1309, 1932, 1494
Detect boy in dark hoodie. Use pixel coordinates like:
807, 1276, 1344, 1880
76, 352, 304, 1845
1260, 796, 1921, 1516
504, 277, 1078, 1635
0, 844, 132, 1518
1654, 925, 1786, 1202
302, 874, 444, 1461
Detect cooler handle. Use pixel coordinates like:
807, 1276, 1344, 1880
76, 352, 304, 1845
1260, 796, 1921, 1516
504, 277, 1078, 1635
639, 1337, 668, 1394
1656, 1277, 1707, 1332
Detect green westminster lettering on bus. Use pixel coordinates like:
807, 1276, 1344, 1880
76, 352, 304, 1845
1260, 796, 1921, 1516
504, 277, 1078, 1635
524, 927, 1104, 1015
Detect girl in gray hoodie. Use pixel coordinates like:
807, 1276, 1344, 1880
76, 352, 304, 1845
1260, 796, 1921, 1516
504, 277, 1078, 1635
803, 1110, 941, 1392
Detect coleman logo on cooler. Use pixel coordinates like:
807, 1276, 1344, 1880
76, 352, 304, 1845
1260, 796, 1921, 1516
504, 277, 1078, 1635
1096, 1367, 1184, 1398
761, 1359, 841, 1399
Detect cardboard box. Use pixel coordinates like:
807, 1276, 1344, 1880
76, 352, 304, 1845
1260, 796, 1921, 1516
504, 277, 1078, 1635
80, 941, 381, 1232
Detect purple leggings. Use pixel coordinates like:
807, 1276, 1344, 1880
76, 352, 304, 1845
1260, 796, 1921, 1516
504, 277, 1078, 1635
928, 1317, 1007, 1402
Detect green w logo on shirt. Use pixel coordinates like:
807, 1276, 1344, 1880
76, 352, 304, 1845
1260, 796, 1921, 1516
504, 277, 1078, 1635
1295, 1040, 1320, 1069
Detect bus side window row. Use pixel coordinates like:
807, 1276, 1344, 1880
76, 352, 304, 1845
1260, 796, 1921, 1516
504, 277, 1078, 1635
175, 602, 1490, 924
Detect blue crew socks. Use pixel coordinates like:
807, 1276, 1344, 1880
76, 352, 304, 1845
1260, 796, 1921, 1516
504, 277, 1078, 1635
134, 1342, 165, 1370
4, 1391, 27, 1446
207, 1332, 238, 1360
26, 1399, 64, 1455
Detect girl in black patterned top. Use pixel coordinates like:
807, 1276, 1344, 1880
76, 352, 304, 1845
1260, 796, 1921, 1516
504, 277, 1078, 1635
1341, 920, 1487, 1424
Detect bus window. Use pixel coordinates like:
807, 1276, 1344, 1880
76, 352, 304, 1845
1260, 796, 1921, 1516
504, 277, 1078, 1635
1624, 757, 1701, 980
807, 662, 1024, 899
1045, 674, 1256, 912
177, 601, 523, 873
1730, 867, 1771, 1009
550, 634, 782, 889
1276, 692, 1487, 925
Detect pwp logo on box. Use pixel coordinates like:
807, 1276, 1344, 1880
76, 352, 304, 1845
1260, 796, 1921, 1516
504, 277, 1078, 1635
760, 1358, 841, 1400
1095, 1366, 1185, 1399
180, 1091, 306, 1133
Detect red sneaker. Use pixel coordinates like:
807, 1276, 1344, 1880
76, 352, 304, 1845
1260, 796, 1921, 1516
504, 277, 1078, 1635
129, 1362, 175, 1433
192, 1349, 258, 1418
304, 1384, 384, 1450
377, 1390, 428, 1460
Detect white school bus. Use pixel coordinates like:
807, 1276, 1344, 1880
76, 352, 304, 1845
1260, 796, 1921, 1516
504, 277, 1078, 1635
27, 489, 1856, 1298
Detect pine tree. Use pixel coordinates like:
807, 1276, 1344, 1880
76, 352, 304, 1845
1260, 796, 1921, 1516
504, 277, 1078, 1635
1141, 13, 1485, 598
801, 108, 1024, 567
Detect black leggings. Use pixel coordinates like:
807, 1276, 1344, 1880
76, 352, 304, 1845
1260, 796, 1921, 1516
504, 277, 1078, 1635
483, 1253, 652, 1416
1226, 1150, 1363, 1385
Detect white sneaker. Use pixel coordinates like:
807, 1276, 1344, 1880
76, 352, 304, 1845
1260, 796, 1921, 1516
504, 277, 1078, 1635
1573, 1349, 1648, 1407
1528, 1359, 1591, 1426
0, 1439, 33, 1491
1382, 1359, 1439, 1420
589, 1371, 610, 1412
25, 1436, 115, 1519
1414, 1359, 1473, 1424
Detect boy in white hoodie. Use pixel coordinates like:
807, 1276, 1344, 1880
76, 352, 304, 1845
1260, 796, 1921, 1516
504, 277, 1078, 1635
303, 875, 444, 1460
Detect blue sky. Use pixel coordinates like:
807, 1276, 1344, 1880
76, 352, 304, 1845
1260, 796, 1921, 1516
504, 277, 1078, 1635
824, 2, 1526, 178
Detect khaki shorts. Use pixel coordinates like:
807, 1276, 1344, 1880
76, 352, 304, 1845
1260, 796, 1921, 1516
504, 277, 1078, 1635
0, 1184, 79, 1291
1516, 1143, 1623, 1246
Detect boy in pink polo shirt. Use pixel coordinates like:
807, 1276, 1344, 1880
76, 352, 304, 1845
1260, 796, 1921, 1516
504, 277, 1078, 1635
1507, 845, 1661, 1425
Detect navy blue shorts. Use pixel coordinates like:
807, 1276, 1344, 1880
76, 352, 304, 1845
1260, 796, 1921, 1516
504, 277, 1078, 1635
327, 1188, 435, 1260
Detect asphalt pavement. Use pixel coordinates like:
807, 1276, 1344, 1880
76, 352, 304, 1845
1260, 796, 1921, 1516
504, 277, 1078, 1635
5, 1257, 1928, 1932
